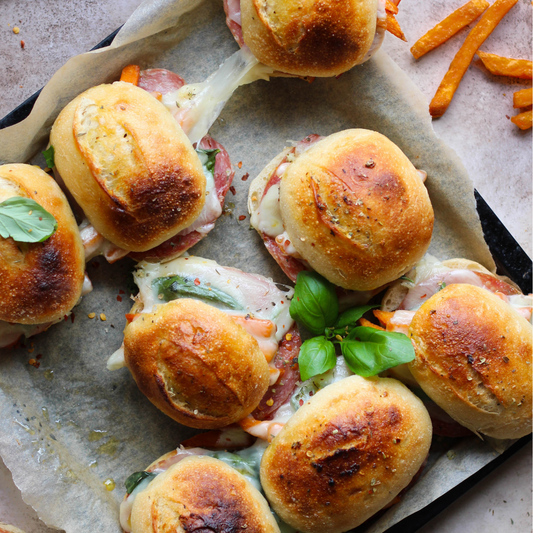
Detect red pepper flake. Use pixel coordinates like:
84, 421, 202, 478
505, 115, 510, 120
309, 391, 314, 396
71, 313, 75, 323
36, 354, 43, 360
241, 173, 249, 181
299, 399, 304, 406
238, 215, 246, 221
20, 40, 25, 49
229, 186, 236, 195
420, 294, 427, 299
119, 289, 125, 294
281, 301, 284, 304
237, 161, 243, 169
117, 295, 123, 302
28, 359, 40, 368
194, 278, 201, 286
64, 315, 68, 321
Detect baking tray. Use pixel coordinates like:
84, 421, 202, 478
0, 28, 531, 533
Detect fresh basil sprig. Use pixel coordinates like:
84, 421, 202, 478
298, 336, 337, 381
196, 148, 220, 176
340, 327, 415, 378
290, 271, 338, 335
152, 275, 243, 310
125, 471, 157, 494
43, 145, 55, 169
0, 197, 57, 243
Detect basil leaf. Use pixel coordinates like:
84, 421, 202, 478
298, 336, 337, 381
43, 145, 55, 168
196, 148, 220, 176
0, 197, 57, 243
152, 275, 243, 310
326, 304, 379, 339
125, 471, 157, 494
212, 452, 256, 478
290, 271, 339, 335
340, 326, 415, 378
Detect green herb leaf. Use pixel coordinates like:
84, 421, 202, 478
125, 471, 157, 494
0, 197, 57, 243
152, 275, 243, 310
340, 326, 415, 377
298, 336, 337, 381
326, 304, 379, 339
196, 148, 220, 176
290, 271, 339, 335
400, 275, 414, 283
43, 145, 55, 168
438, 281, 447, 291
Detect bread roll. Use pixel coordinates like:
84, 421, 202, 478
278, 130, 433, 291
241, 0, 380, 77
123, 299, 270, 428
0, 164, 85, 324
130, 455, 280, 533
260, 375, 432, 533
50, 82, 206, 252
409, 283, 532, 439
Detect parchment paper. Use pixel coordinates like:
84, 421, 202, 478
0, 0, 507, 531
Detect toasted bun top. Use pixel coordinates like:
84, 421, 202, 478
241, 0, 379, 77
409, 284, 532, 439
50, 82, 205, 252
260, 375, 432, 533
279, 130, 434, 291
0, 164, 85, 324
131, 456, 280, 533
123, 299, 270, 429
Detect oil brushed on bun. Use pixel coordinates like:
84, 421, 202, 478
123, 299, 270, 429
0, 164, 85, 324
241, 0, 381, 77
260, 375, 432, 533
50, 82, 206, 252
130, 456, 280, 533
279, 129, 433, 290
409, 283, 532, 439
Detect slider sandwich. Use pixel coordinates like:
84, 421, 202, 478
49, 67, 234, 264
249, 129, 434, 291
108, 256, 301, 429
375, 256, 532, 439
0, 164, 89, 348
224, 0, 406, 77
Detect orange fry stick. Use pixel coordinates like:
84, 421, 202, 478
476, 51, 532, 79
429, 0, 519, 118
120, 64, 141, 85
513, 88, 533, 108
386, 12, 407, 42
410, 0, 490, 60
511, 110, 532, 130
373, 309, 394, 329
386, 0, 399, 15
359, 318, 385, 331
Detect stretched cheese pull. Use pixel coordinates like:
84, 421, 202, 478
108, 256, 301, 430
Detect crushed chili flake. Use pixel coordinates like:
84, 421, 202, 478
117, 295, 123, 302
285, 333, 292, 341
119, 289, 125, 294
29, 359, 40, 368
100, 313, 107, 321
420, 294, 427, 299
237, 161, 243, 169
20, 40, 25, 49
229, 186, 236, 195
71, 313, 75, 323
299, 399, 304, 406
266, 398, 274, 406
36, 354, 43, 360
238, 215, 246, 221
241, 173, 249, 181
64, 315, 68, 321
88, 312, 96, 319
194, 278, 201, 286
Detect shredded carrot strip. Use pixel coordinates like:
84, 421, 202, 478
410, 0, 489, 60
385, 0, 399, 15
372, 309, 395, 328
386, 12, 407, 41
120, 64, 141, 85
511, 110, 532, 130
359, 318, 385, 331
513, 88, 533, 109
477, 51, 532, 79
238, 415, 261, 430
429, 0, 519, 118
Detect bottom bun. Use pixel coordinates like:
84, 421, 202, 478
260, 375, 432, 533
130, 455, 280, 533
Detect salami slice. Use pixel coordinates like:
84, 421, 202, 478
474, 271, 522, 296
252, 325, 302, 421
262, 234, 308, 283
138, 68, 185, 94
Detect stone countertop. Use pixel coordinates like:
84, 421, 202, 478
0, 1, 531, 532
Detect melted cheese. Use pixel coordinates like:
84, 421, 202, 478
250, 182, 283, 237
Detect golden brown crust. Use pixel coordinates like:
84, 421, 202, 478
123, 299, 270, 429
409, 284, 532, 439
50, 82, 205, 252
241, 0, 378, 77
0, 164, 85, 324
0, 525, 26, 533
260, 375, 432, 533
131, 456, 280, 533
279, 130, 434, 291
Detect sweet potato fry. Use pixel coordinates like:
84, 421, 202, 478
477, 51, 532, 79
386, 0, 399, 15
511, 110, 532, 130
359, 318, 385, 331
410, 0, 489, 60
386, 12, 407, 41
120, 64, 141, 85
513, 88, 533, 108
429, 0, 519, 118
